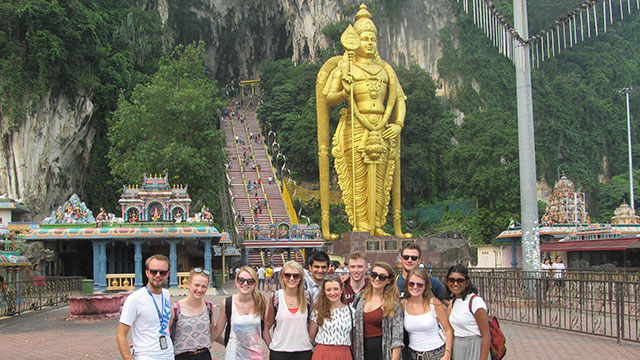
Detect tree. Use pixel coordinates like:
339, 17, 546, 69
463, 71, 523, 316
107, 42, 226, 213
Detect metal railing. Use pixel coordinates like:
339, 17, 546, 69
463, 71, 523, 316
428, 269, 639, 343
0, 276, 83, 316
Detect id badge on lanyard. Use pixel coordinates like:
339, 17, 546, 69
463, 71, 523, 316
146, 287, 169, 350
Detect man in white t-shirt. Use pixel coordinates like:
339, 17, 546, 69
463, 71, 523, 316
552, 256, 566, 281
117, 254, 173, 360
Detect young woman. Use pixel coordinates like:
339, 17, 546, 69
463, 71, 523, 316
170, 268, 215, 360
403, 269, 453, 360
445, 264, 491, 360
309, 278, 354, 360
264, 260, 313, 360
211, 266, 266, 359
352, 261, 403, 360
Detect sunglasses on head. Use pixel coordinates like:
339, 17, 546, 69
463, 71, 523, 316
148, 269, 168, 276
447, 277, 467, 285
402, 255, 419, 261
193, 268, 210, 276
371, 271, 390, 281
283, 273, 301, 280
237, 276, 256, 285
408, 281, 425, 288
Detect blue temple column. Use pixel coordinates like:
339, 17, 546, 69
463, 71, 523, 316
97, 241, 107, 290
134, 241, 144, 288
92, 241, 100, 291
108, 244, 115, 274
168, 240, 179, 288
202, 239, 213, 286
511, 239, 518, 268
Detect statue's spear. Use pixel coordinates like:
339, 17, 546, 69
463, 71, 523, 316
341, 25, 360, 231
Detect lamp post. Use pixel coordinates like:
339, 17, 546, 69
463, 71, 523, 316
620, 87, 635, 209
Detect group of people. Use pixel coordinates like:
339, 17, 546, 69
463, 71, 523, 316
118, 245, 492, 360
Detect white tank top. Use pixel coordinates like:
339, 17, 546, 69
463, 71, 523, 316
269, 289, 313, 352
404, 303, 445, 352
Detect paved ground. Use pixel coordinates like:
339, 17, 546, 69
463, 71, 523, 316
1, 282, 639, 359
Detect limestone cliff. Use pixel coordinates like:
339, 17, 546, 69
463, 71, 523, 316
0, 92, 95, 221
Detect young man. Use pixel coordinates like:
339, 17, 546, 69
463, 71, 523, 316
343, 252, 368, 304
396, 243, 445, 301
304, 250, 330, 302
117, 254, 173, 360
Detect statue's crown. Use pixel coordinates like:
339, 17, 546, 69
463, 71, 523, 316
354, 4, 377, 34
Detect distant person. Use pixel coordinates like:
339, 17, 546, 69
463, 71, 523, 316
552, 256, 566, 288
343, 252, 368, 305
117, 254, 173, 359
258, 265, 266, 291
305, 251, 330, 302
170, 268, 214, 359
265, 265, 274, 291
541, 258, 552, 292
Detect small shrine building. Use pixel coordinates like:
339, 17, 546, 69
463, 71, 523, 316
21, 174, 227, 290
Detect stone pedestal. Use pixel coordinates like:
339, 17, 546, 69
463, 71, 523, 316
331, 232, 472, 267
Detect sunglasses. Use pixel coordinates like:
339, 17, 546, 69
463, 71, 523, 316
237, 277, 256, 285
283, 273, 301, 280
193, 268, 210, 276
402, 255, 419, 261
447, 277, 467, 285
371, 272, 390, 281
148, 269, 168, 276
408, 281, 425, 288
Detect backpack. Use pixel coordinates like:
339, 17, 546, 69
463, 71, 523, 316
224, 295, 266, 346
466, 295, 507, 360
170, 300, 213, 341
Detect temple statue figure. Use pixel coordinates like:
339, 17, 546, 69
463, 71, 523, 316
316, 4, 411, 239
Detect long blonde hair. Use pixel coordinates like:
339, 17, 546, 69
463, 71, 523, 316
362, 261, 400, 318
279, 260, 308, 313
237, 266, 266, 317
405, 269, 434, 310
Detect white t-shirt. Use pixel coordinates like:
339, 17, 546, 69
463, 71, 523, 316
552, 262, 566, 278
541, 263, 552, 277
258, 267, 266, 279
119, 287, 173, 359
449, 294, 487, 338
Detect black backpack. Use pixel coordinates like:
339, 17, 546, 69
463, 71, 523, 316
224, 295, 265, 346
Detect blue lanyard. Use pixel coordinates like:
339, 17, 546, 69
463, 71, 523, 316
146, 286, 167, 335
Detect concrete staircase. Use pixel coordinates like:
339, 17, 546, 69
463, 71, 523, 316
222, 100, 291, 231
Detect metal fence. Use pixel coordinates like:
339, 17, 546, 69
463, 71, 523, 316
0, 276, 83, 316
429, 269, 640, 343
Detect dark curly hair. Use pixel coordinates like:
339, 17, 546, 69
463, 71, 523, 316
444, 264, 478, 300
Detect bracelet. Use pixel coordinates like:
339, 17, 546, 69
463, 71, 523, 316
445, 349, 451, 354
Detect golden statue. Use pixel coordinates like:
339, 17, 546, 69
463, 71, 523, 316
317, 4, 411, 240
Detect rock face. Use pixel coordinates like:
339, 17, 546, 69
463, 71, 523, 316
0, 92, 95, 221
0, 0, 454, 219
179, 0, 453, 80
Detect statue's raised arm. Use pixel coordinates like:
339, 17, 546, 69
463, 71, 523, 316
316, 4, 411, 240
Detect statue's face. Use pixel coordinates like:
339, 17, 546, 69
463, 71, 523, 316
357, 30, 377, 58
